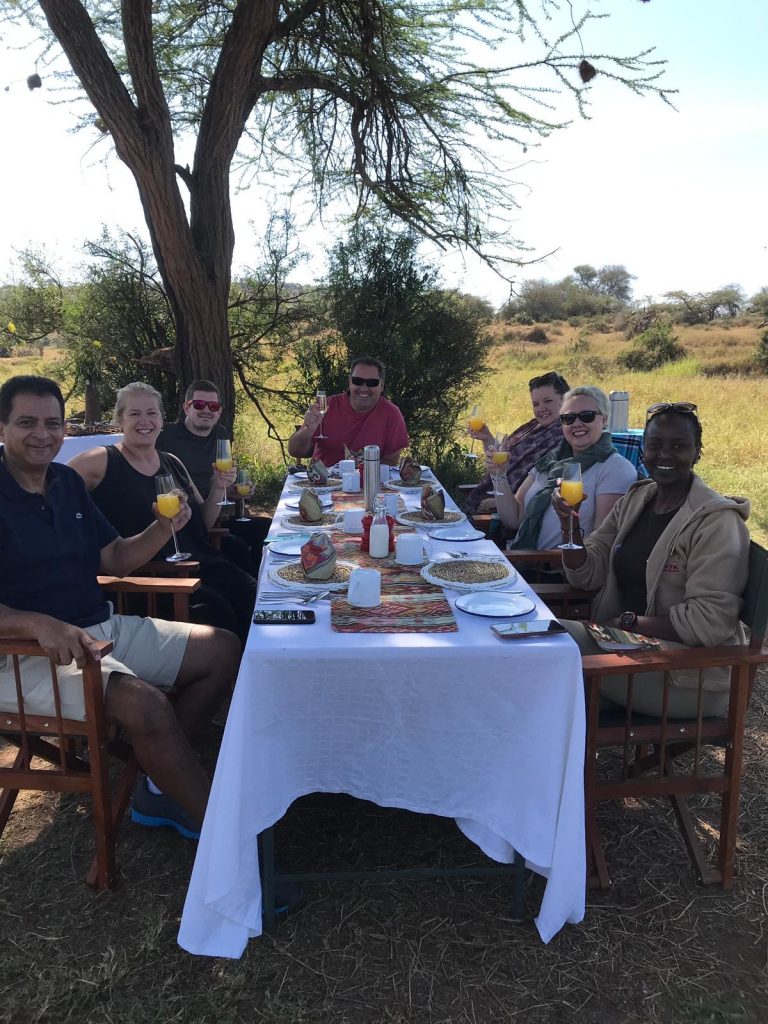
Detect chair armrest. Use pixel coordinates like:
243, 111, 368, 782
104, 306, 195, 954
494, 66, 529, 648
531, 583, 599, 601
98, 576, 201, 622
505, 548, 563, 564
132, 560, 200, 577
457, 484, 477, 492
581, 645, 759, 678
0, 637, 114, 658
98, 576, 201, 595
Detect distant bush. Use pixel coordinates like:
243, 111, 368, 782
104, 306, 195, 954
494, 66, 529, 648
565, 331, 608, 379
701, 360, 758, 378
755, 330, 768, 374
524, 327, 549, 344
617, 323, 686, 371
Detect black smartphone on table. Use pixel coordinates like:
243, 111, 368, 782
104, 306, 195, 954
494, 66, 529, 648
252, 609, 316, 625
490, 620, 566, 640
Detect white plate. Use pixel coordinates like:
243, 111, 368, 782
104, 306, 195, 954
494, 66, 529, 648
454, 591, 535, 617
286, 478, 341, 493
290, 471, 308, 480
396, 509, 467, 530
268, 536, 311, 556
267, 559, 356, 592
427, 526, 485, 542
421, 557, 517, 592
284, 497, 333, 511
280, 513, 338, 532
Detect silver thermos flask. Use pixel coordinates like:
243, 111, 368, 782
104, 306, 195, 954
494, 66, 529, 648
608, 390, 629, 432
363, 444, 381, 512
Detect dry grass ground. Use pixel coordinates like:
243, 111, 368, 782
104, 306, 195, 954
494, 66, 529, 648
1, 672, 767, 1023
1, 324, 767, 1022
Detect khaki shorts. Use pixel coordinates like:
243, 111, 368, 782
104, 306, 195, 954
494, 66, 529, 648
0, 613, 194, 722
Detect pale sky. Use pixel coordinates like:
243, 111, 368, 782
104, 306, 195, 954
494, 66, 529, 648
0, 1, 765, 310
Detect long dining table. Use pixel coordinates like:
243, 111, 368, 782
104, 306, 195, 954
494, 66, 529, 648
178, 469, 586, 956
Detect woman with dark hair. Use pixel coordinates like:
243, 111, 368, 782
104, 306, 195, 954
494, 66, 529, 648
554, 402, 751, 717
464, 371, 570, 516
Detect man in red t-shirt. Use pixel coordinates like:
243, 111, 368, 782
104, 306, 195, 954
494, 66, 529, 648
288, 357, 409, 466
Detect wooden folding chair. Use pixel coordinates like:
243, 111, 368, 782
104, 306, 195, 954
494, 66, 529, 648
0, 575, 200, 890
579, 541, 768, 889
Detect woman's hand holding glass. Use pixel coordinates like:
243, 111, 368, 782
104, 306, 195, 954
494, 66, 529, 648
487, 434, 509, 497
555, 464, 585, 550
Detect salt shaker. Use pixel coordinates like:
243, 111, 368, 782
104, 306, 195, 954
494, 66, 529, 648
363, 444, 381, 512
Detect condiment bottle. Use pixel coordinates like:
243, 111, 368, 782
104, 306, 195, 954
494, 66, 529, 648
368, 496, 390, 558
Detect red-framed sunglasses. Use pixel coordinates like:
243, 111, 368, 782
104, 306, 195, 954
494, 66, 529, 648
188, 399, 222, 412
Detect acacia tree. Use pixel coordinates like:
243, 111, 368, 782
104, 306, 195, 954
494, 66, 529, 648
2, 1, 671, 419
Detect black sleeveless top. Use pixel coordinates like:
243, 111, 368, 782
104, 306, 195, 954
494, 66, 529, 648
91, 445, 211, 561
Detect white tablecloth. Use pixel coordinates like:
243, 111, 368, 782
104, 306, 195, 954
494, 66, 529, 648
54, 434, 123, 462
178, 475, 586, 956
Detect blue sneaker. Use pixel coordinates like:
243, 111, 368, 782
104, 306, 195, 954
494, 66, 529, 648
130, 778, 201, 839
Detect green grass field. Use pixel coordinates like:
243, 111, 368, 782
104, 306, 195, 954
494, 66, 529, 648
2, 319, 766, 543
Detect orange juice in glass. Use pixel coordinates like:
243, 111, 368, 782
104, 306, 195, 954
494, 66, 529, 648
215, 439, 235, 506
235, 469, 251, 521
465, 404, 484, 459
490, 437, 508, 495
560, 479, 584, 506
155, 475, 191, 562
558, 464, 584, 550
156, 491, 181, 518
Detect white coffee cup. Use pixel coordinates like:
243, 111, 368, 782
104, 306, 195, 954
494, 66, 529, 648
395, 533, 425, 565
379, 465, 391, 485
342, 471, 361, 492
338, 459, 356, 474
347, 567, 381, 608
336, 508, 365, 534
378, 491, 399, 516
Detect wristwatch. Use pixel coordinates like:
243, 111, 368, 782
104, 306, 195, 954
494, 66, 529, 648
619, 611, 638, 629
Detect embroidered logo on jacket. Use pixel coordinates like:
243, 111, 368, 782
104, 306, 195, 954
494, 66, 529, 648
663, 561, 680, 574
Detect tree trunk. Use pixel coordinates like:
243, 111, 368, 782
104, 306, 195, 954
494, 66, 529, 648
84, 381, 102, 424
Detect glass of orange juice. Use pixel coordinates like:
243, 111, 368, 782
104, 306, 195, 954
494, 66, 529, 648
235, 469, 251, 522
215, 439, 235, 507
558, 463, 584, 550
464, 404, 484, 459
490, 434, 509, 495
155, 474, 191, 562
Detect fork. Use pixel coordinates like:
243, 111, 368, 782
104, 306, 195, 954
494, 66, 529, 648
257, 590, 330, 605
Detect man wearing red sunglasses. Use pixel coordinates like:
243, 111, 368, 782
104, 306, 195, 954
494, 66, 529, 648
288, 356, 409, 466
158, 380, 229, 498
159, 379, 271, 573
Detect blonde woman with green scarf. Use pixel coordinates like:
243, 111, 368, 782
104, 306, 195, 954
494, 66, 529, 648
493, 386, 637, 550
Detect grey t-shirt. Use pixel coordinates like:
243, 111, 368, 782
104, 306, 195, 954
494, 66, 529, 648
522, 452, 638, 549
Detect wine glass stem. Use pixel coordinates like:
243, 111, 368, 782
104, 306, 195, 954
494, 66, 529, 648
170, 523, 182, 558
569, 510, 574, 547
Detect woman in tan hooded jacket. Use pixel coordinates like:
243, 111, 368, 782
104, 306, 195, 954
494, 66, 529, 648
553, 403, 750, 717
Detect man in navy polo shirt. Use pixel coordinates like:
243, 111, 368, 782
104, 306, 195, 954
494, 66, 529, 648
0, 375, 240, 839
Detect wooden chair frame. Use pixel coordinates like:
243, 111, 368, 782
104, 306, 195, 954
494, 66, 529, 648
0, 575, 200, 890
560, 541, 768, 890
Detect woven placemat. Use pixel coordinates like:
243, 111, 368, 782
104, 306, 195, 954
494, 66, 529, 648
331, 587, 458, 633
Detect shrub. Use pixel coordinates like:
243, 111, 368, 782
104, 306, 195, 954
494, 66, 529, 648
524, 327, 549, 344
617, 323, 686, 371
755, 330, 768, 374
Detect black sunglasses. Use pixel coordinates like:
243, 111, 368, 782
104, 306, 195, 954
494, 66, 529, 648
350, 376, 381, 388
646, 402, 698, 421
559, 410, 602, 425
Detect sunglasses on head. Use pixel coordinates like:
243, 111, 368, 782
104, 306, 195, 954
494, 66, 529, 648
350, 376, 381, 388
189, 399, 221, 412
646, 402, 698, 421
559, 410, 602, 425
